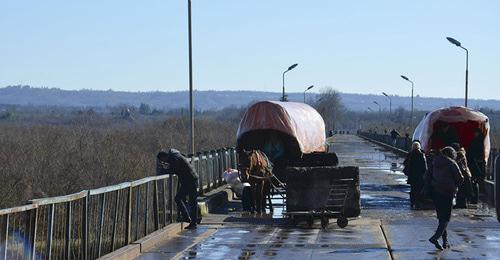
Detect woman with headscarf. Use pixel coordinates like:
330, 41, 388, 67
403, 141, 427, 209
428, 147, 464, 250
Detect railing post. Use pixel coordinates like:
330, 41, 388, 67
169, 176, 174, 224
29, 208, 37, 260
46, 204, 54, 259
495, 154, 500, 222
111, 190, 120, 251
65, 201, 72, 260
144, 183, 149, 236
196, 153, 204, 195
82, 194, 89, 260
162, 179, 168, 226
24, 208, 37, 260
2, 214, 9, 260
153, 180, 159, 231
126, 186, 132, 244
98, 193, 106, 257
204, 151, 211, 191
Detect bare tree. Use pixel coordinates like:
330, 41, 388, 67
313, 87, 346, 131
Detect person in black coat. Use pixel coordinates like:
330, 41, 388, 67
403, 141, 427, 209
466, 128, 486, 204
157, 149, 199, 229
429, 147, 463, 250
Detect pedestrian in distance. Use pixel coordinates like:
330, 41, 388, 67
428, 147, 464, 250
451, 143, 473, 209
390, 129, 400, 146
157, 149, 200, 230
403, 141, 427, 209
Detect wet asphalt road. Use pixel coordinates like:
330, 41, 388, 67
138, 135, 500, 260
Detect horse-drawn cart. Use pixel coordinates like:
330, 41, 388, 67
237, 101, 360, 228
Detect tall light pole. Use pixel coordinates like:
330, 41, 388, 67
401, 75, 414, 129
303, 85, 314, 103
447, 37, 469, 107
188, 0, 195, 155
382, 92, 392, 114
373, 101, 381, 113
281, 63, 298, 101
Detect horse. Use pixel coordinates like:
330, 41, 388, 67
238, 149, 273, 214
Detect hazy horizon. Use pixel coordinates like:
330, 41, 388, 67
1, 1, 499, 100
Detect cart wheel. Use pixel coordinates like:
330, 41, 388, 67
320, 216, 329, 229
306, 216, 314, 227
337, 216, 348, 228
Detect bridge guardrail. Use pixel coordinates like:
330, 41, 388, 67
0, 147, 237, 260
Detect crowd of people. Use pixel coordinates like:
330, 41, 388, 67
402, 127, 486, 250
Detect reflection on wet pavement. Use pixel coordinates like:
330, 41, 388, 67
138, 135, 500, 260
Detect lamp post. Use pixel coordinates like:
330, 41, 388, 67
281, 63, 298, 101
446, 37, 469, 107
187, 0, 195, 155
401, 75, 414, 129
382, 92, 392, 114
303, 85, 314, 103
373, 101, 381, 113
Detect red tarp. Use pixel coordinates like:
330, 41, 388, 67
237, 101, 326, 154
412, 106, 490, 161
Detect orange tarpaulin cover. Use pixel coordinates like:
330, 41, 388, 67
412, 106, 490, 161
237, 101, 326, 154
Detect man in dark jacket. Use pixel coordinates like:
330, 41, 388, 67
429, 147, 464, 250
403, 141, 427, 209
157, 149, 199, 229
467, 128, 486, 204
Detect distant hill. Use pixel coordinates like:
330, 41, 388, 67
1, 85, 500, 111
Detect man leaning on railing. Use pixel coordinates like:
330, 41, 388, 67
157, 149, 200, 230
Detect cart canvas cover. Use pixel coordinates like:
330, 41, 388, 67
237, 101, 326, 154
412, 106, 490, 161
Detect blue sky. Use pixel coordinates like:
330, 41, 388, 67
0, 1, 499, 100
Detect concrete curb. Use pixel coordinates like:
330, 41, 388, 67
98, 223, 183, 260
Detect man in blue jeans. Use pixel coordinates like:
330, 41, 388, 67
157, 149, 199, 230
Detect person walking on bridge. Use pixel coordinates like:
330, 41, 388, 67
451, 143, 473, 209
157, 149, 199, 230
403, 141, 427, 209
390, 129, 400, 146
428, 147, 464, 250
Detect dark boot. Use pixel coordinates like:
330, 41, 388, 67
429, 237, 443, 250
442, 230, 450, 248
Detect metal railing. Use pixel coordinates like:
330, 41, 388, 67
0, 147, 237, 259
359, 132, 497, 181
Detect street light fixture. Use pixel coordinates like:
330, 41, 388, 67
281, 63, 298, 101
187, 0, 195, 155
382, 92, 392, 114
373, 101, 381, 113
401, 75, 414, 129
303, 85, 314, 103
446, 37, 469, 107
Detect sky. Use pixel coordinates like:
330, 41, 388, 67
0, 1, 499, 100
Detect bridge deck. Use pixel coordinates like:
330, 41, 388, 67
136, 135, 500, 260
